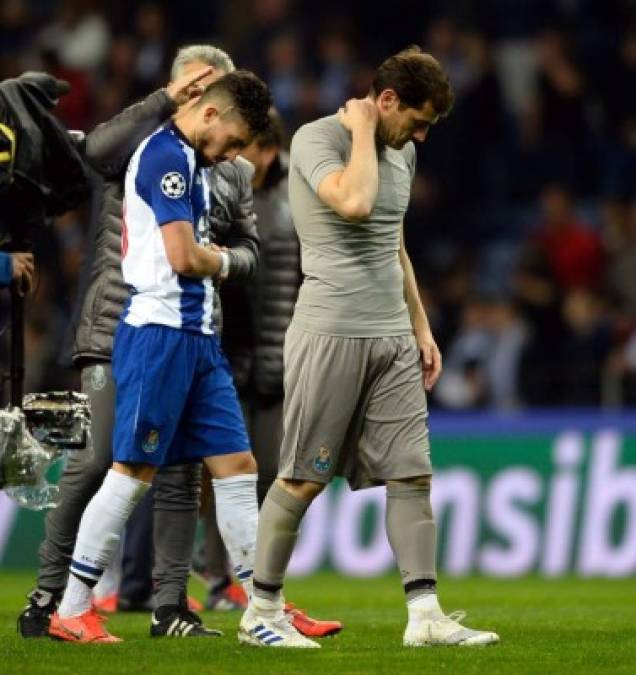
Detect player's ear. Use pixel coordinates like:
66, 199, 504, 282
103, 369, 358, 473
203, 105, 219, 124
378, 89, 398, 111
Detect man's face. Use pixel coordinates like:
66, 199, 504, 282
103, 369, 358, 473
194, 107, 251, 165
376, 91, 439, 149
239, 139, 277, 177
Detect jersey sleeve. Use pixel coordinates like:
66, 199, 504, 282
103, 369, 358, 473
291, 121, 345, 194
135, 135, 193, 226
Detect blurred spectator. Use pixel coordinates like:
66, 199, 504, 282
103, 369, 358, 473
435, 296, 527, 410
265, 30, 304, 125
4, 0, 636, 410
560, 290, 612, 405
453, 31, 508, 205
133, 3, 171, 93
316, 23, 354, 113
0, 0, 34, 79
93, 35, 137, 122
605, 199, 636, 319
435, 297, 491, 409
526, 30, 594, 193
530, 183, 604, 292
486, 298, 528, 409
37, 0, 111, 72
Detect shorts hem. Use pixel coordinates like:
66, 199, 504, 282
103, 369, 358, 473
276, 470, 331, 485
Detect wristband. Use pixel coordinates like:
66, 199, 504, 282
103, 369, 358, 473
219, 251, 230, 278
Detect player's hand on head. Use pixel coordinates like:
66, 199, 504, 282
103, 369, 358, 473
11, 252, 34, 295
166, 66, 215, 106
417, 332, 442, 391
338, 97, 379, 133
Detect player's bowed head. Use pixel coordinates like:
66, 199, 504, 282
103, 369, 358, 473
339, 45, 455, 150
175, 71, 272, 167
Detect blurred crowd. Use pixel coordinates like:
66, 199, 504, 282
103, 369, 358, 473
1, 0, 635, 409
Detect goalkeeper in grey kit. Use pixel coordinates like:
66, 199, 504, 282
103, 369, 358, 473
240, 47, 500, 648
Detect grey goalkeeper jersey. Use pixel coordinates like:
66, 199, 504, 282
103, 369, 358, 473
288, 114, 416, 337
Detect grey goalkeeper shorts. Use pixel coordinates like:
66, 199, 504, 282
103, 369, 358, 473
278, 325, 432, 490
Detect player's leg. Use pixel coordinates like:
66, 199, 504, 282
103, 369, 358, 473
200, 393, 284, 606
250, 395, 283, 506
204, 451, 259, 599
18, 362, 115, 638
49, 462, 155, 643
152, 464, 201, 611
149, 462, 222, 637
366, 335, 499, 647
387, 474, 497, 646
117, 488, 154, 611
246, 394, 343, 637
49, 323, 192, 642
203, 484, 246, 610
240, 328, 364, 647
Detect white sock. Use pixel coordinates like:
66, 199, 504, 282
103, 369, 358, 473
407, 593, 443, 622
251, 592, 284, 618
58, 469, 150, 617
93, 538, 123, 600
212, 474, 258, 599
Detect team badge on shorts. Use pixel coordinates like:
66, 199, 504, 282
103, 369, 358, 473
160, 172, 186, 199
142, 429, 160, 453
313, 446, 332, 474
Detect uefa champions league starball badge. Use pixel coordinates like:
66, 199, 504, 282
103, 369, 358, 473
160, 172, 186, 199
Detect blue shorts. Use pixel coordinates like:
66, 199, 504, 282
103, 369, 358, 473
111, 322, 250, 466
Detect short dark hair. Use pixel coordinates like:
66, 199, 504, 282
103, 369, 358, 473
254, 108, 286, 149
199, 70, 273, 135
371, 46, 454, 116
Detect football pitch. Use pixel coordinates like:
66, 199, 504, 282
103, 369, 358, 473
1, 571, 634, 675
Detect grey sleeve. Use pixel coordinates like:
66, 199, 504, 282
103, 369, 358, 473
85, 89, 178, 179
224, 159, 260, 281
291, 122, 346, 194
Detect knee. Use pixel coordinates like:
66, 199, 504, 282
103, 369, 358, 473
278, 478, 324, 502
207, 451, 258, 479
387, 475, 432, 492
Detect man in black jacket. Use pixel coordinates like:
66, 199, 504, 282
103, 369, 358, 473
18, 44, 257, 639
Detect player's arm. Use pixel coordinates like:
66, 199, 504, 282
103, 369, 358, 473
86, 67, 213, 178
316, 99, 379, 220
141, 140, 221, 279
162, 222, 222, 278
219, 157, 260, 281
399, 223, 442, 391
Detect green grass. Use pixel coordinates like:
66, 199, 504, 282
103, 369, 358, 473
1, 571, 635, 674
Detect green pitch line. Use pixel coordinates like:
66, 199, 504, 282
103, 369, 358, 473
1, 571, 635, 674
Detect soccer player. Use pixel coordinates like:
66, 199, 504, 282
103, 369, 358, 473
240, 47, 500, 648
48, 71, 272, 643
18, 45, 254, 639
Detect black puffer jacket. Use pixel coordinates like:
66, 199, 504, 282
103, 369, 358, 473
73, 89, 258, 364
221, 153, 301, 397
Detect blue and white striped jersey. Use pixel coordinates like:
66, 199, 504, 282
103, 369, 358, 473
122, 122, 214, 334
